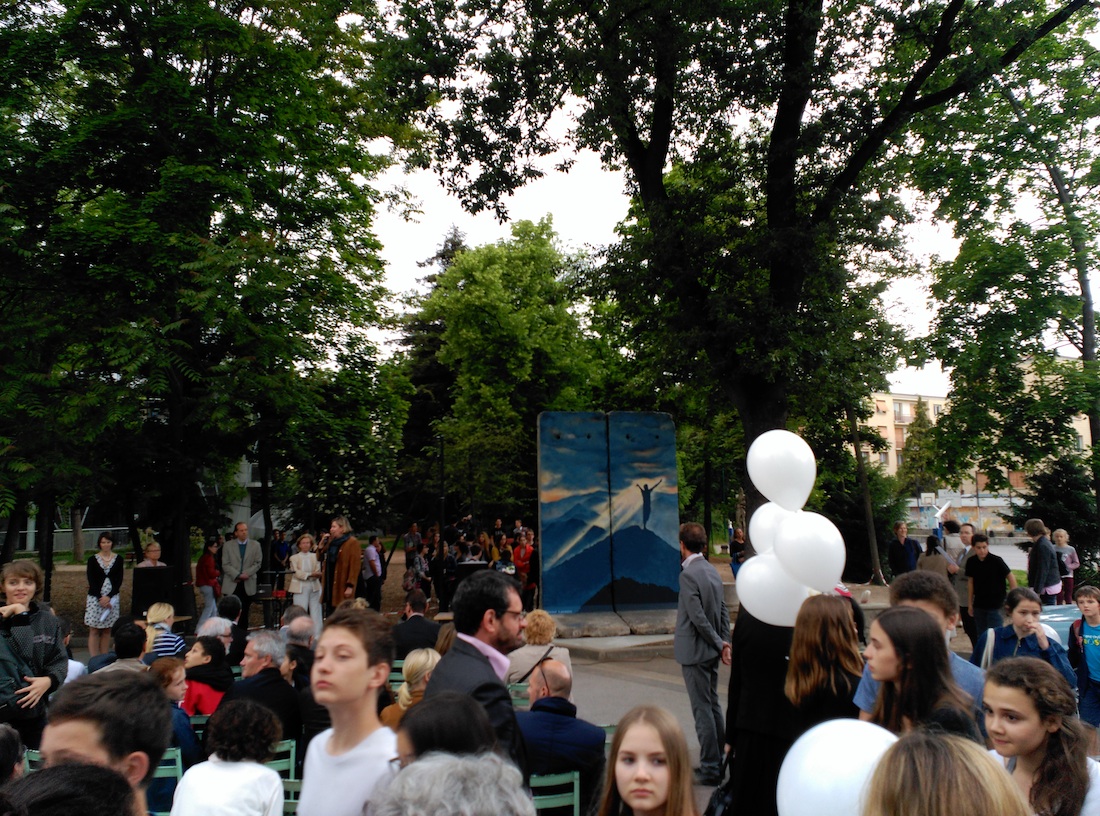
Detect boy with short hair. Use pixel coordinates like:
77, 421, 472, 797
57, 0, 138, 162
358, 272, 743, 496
40, 672, 172, 816
965, 533, 1017, 637
1069, 585, 1100, 726
854, 570, 986, 723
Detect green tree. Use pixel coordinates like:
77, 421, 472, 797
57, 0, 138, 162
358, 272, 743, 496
909, 29, 1100, 519
1, 1, 422, 576
896, 397, 941, 497
1003, 455, 1098, 569
375, 0, 1095, 511
414, 218, 597, 515
390, 227, 469, 526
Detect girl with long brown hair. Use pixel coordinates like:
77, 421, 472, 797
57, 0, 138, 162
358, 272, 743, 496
985, 657, 1098, 816
785, 595, 863, 735
864, 606, 978, 739
597, 705, 697, 816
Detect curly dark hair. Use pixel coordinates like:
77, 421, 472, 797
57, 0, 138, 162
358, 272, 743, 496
206, 700, 281, 763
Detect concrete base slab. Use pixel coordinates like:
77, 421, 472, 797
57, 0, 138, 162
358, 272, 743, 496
618, 609, 678, 635
554, 612, 631, 638
558, 634, 675, 661
555, 609, 678, 639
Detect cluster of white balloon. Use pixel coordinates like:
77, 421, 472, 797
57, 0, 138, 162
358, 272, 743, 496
738, 431, 899, 816
736, 429, 847, 627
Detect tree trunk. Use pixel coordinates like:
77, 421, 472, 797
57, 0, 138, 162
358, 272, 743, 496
258, 435, 274, 583
703, 433, 713, 548
39, 495, 56, 603
2, 501, 25, 565
849, 407, 887, 585
71, 505, 85, 562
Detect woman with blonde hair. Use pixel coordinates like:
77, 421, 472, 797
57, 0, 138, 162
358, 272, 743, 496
289, 533, 323, 628
596, 705, 697, 816
785, 595, 863, 735
507, 609, 572, 690
863, 730, 1029, 816
146, 602, 186, 659
380, 648, 441, 728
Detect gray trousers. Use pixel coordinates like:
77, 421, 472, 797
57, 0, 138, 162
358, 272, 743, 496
681, 657, 724, 776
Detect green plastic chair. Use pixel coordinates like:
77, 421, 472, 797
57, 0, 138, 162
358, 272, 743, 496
530, 770, 580, 816
265, 738, 297, 780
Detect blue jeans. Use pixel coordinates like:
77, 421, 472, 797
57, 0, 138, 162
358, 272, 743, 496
973, 607, 1003, 637
1081, 682, 1100, 727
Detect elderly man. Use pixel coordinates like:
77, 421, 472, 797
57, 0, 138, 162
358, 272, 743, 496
219, 630, 301, 744
425, 570, 527, 775
222, 522, 263, 626
516, 659, 605, 813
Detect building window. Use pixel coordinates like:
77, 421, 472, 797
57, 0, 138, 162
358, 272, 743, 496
895, 451, 905, 467
861, 450, 870, 463
933, 403, 944, 417
879, 452, 889, 466
894, 401, 913, 424
875, 400, 887, 415
1077, 435, 1085, 452
895, 427, 906, 450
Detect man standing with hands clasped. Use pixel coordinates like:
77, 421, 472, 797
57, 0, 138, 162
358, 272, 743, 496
674, 521, 732, 786
222, 522, 263, 627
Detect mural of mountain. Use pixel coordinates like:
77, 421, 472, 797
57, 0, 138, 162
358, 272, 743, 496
538, 411, 679, 614
542, 524, 679, 613
542, 531, 612, 613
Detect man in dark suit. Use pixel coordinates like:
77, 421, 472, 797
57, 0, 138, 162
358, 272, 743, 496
674, 521, 731, 786
220, 630, 302, 744
424, 570, 527, 776
392, 589, 441, 659
516, 659, 605, 813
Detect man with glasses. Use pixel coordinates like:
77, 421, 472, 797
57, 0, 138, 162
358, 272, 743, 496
424, 570, 528, 776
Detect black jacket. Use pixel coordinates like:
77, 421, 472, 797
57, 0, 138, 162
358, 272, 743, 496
424, 638, 527, 777
393, 615, 442, 659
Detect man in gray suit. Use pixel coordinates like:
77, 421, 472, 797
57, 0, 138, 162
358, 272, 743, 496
223, 521, 263, 626
674, 521, 731, 786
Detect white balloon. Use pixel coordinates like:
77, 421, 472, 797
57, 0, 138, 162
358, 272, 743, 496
747, 502, 795, 554
772, 511, 847, 592
747, 430, 817, 511
777, 719, 897, 816
735, 552, 812, 627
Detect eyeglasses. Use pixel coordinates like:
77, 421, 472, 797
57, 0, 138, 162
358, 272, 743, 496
499, 609, 526, 621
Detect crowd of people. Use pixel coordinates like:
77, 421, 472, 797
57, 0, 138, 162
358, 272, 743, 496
1, 511, 1099, 816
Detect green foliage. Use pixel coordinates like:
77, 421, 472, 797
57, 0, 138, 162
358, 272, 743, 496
409, 219, 598, 515
1003, 455, 1099, 569
373, 0, 1095, 514
908, 24, 1100, 513
1, 1, 425, 554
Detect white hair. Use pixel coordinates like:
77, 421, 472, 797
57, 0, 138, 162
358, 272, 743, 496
197, 617, 231, 638
372, 753, 534, 816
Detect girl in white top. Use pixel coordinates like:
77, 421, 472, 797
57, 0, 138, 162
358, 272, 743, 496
984, 657, 1100, 816
171, 699, 283, 816
289, 534, 323, 629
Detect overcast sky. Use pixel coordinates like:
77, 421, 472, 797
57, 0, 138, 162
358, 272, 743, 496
371, 152, 961, 398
